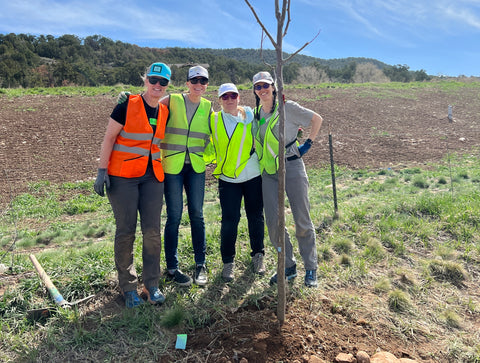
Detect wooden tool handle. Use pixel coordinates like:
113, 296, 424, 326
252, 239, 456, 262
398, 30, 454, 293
29, 254, 69, 307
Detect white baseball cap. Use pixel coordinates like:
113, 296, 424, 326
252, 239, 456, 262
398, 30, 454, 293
252, 71, 274, 85
218, 83, 238, 97
188, 65, 209, 80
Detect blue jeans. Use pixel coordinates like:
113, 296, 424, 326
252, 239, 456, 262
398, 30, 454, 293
164, 164, 206, 270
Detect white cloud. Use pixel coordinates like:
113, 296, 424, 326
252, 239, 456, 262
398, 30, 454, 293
442, 5, 480, 30
0, 0, 204, 43
299, 0, 480, 38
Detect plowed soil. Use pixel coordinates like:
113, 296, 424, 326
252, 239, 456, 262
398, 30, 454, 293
1, 84, 479, 362
2, 85, 478, 205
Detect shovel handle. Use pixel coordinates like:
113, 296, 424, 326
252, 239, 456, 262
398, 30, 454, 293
29, 254, 69, 308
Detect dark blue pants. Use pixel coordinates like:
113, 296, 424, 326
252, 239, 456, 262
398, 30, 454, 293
163, 164, 206, 270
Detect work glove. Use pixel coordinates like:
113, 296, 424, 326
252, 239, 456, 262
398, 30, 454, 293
298, 138, 313, 156
94, 168, 110, 197
117, 91, 131, 104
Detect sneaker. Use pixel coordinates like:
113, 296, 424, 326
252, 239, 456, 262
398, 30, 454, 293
167, 269, 192, 286
304, 270, 318, 288
124, 290, 144, 308
252, 253, 265, 275
269, 264, 297, 285
194, 265, 208, 286
222, 262, 235, 282
142, 286, 166, 305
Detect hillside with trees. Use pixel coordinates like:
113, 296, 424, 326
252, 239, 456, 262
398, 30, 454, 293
0, 33, 431, 88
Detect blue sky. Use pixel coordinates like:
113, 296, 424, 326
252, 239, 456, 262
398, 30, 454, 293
1, 0, 479, 77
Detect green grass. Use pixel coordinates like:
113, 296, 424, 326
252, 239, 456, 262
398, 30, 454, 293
2, 80, 479, 99
1, 153, 480, 361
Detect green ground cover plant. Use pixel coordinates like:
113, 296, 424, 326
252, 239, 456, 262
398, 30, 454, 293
1, 80, 479, 98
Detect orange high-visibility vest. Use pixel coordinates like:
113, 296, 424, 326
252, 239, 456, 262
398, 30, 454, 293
108, 94, 168, 181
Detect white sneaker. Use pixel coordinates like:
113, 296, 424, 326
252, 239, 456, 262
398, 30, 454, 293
194, 265, 208, 286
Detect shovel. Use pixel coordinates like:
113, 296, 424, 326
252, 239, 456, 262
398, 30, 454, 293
27, 254, 94, 320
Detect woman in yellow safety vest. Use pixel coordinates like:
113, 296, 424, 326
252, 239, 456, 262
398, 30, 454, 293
252, 71, 323, 288
208, 83, 265, 282
94, 62, 170, 308
160, 66, 213, 287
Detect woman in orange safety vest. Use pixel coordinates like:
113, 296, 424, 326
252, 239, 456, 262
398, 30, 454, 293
94, 62, 170, 308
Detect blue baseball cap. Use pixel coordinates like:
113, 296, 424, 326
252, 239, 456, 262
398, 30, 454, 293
147, 62, 171, 81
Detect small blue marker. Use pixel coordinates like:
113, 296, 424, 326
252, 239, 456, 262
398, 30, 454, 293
175, 334, 187, 349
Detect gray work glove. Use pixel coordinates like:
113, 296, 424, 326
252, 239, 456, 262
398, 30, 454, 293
117, 91, 131, 104
94, 168, 110, 197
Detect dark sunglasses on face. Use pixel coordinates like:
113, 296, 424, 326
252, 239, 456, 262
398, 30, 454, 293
220, 93, 238, 100
189, 77, 208, 85
254, 83, 271, 91
148, 77, 169, 86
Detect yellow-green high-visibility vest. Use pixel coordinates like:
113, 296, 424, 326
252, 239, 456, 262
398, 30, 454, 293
160, 94, 212, 174
209, 111, 254, 179
254, 103, 280, 174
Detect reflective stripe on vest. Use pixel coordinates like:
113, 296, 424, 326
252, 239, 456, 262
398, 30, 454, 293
255, 104, 281, 174
161, 94, 212, 174
210, 111, 253, 179
107, 94, 168, 181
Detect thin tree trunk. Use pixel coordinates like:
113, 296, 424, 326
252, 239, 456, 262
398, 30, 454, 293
275, 6, 287, 324
244, 0, 319, 324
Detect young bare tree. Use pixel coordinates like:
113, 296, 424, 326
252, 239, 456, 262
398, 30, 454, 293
354, 63, 389, 83
244, 0, 319, 323
295, 66, 330, 84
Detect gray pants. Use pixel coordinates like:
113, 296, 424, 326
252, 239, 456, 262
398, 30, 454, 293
262, 158, 317, 271
107, 167, 163, 293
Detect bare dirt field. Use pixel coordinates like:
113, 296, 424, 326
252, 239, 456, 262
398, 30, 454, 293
1, 85, 478, 206
1, 84, 479, 362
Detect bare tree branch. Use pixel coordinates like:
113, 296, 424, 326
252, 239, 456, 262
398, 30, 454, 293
282, 0, 291, 38
244, 0, 277, 48
282, 29, 321, 64
260, 31, 275, 69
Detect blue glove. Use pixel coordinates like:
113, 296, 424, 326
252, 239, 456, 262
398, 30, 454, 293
298, 138, 313, 156
94, 168, 110, 197
117, 91, 131, 104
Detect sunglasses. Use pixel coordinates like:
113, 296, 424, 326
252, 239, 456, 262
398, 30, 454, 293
254, 83, 271, 91
189, 77, 208, 85
148, 77, 169, 86
220, 93, 238, 100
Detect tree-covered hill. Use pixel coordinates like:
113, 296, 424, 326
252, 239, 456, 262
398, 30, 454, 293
197, 47, 388, 69
0, 33, 429, 88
